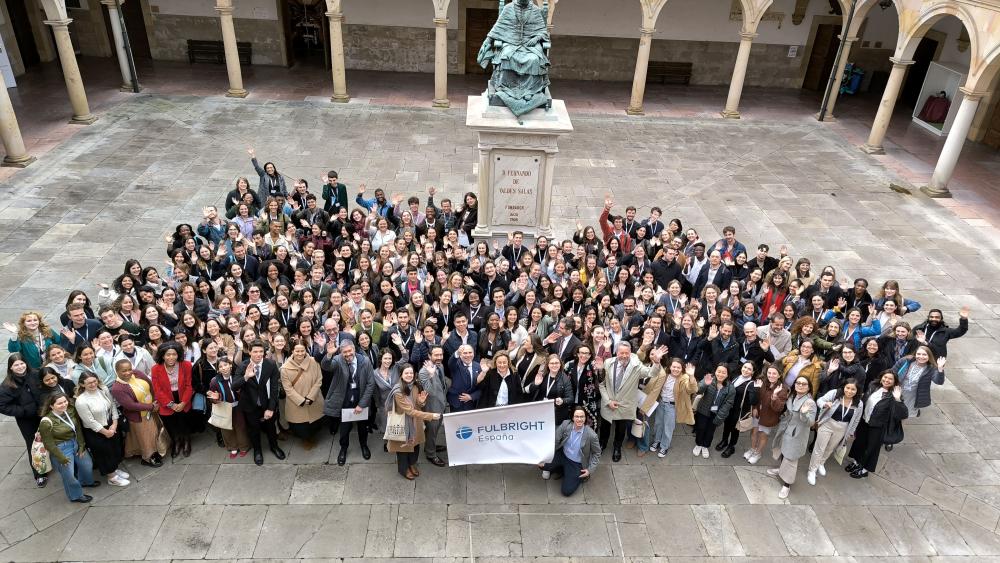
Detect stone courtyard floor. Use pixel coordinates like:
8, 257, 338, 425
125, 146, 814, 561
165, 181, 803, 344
1, 95, 1000, 561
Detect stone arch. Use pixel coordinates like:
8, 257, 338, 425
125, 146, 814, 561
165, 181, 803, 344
738, 0, 775, 34
973, 43, 1000, 93
847, 0, 903, 38
898, 3, 979, 67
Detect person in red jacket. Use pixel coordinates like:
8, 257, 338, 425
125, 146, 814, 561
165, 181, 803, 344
151, 342, 194, 458
599, 196, 634, 255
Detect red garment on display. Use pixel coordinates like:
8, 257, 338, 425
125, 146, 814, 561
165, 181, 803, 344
918, 95, 951, 123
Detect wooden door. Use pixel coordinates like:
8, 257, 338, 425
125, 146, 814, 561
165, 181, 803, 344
6, 0, 40, 68
802, 24, 839, 91
466, 8, 496, 75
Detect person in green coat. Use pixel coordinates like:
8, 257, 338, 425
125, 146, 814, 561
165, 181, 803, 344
38, 394, 98, 503
5, 312, 62, 370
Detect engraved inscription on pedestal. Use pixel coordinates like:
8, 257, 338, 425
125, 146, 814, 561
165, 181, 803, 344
492, 153, 541, 227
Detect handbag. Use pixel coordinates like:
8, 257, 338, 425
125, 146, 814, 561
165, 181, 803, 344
155, 415, 171, 457
735, 382, 754, 433
691, 393, 704, 413
383, 408, 407, 442
30, 432, 51, 475
208, 401, 234, 430
191, 393, 207, 412
631, 418, 645, 438
833, 444, 848, 465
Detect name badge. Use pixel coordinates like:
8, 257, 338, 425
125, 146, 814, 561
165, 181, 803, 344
351, 381, 357, 389
710, 406, 719, 412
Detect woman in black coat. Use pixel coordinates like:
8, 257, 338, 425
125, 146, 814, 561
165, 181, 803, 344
0, 354, 47, 487
845, 370, 908, 479
858, 338, 889, 388
477, 354, 526, 408
525, 353, 574, 424
819, 346, 868, 396
717, 361, 759, 457
563, 344, 603, 431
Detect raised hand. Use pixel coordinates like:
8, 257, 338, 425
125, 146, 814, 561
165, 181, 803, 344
960, 306, 970, 319
247, 147, 255, 157
428, 186, 436, 196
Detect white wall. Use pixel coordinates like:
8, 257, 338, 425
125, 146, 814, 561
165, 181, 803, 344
343, 0, 460, 28
858, 3, 898, 48
932, 16, 970, 67
150, 0, 278, 20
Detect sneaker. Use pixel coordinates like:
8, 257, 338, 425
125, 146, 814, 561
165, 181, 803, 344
817, 464, 826, 477
766, 468, 780, 477
541, 470, 551, 480
845, 462, 859, 473
229, 450, 238, 459
747, 452, 761, 465
743, 449, 753, 460
658, 447, 667, 458
778, 486, 790, 499
701, 448, 710, 459
35, 477, 47, 488
692, 446, 702, 456
850, 468, 869, 479
649, 442, 659, 452
807, 470, 816, 486
115, 469, 130, 480
108, 475, 130, 487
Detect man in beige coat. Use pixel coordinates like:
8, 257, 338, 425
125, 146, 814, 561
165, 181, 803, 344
600, 342, 663, 461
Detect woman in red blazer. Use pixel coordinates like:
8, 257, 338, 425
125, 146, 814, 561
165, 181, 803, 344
151, 342, 195, 458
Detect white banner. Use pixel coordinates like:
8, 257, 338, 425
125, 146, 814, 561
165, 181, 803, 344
442, 400, 556, 466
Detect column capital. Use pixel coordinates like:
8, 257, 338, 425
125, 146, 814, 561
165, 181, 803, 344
888, 57, 915, 67
836, 35, 859, 43
739, 32, 758, 41
958, 87, 988, 101
639, 27, 655, 36
43, 18, 73, 28
215, 6, 234, 16
99, 0, 125, 7
326, 11, 345, 21
433, 17, 449, 26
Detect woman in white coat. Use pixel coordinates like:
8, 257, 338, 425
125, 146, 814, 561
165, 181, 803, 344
807, 379, 862, 485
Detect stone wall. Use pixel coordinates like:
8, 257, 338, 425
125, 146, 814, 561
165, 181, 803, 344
148, 13, 284, 66
68, 5, 112, 58
344, 24, 460, 74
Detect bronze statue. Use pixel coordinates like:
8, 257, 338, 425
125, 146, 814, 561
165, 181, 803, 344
477, 0, 552, 117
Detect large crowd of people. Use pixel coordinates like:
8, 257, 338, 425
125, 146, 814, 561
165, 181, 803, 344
0, 150, 972, 503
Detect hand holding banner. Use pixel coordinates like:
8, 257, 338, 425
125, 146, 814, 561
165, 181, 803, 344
442, 400, 556, 466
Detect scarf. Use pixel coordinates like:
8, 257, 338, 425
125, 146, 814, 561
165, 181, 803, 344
384, 383, 417, 445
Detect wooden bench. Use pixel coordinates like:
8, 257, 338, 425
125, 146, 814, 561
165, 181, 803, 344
647, 61, 693, 85
187, 40, 252, 66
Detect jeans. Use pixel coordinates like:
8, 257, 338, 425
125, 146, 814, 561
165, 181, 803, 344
397, 445, 420, 477
54, 439, 95, 501
542, 450, 585, 497
652, 402, 676, 450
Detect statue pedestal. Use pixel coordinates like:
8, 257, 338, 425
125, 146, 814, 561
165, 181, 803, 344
466, 95, 573, 245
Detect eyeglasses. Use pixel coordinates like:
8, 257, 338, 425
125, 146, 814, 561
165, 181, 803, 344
794, 382, 808, 386
248, 289, 260, 293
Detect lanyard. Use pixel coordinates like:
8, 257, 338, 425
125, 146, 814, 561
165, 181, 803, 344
55, 412, 76, 433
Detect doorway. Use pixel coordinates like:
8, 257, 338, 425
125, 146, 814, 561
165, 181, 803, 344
465, 8, 495, 75
6, 0, 40, 69
101, 0, 151, 61
898, 37, 939, 108
281, 0, 328, 69
802, 23, 840, 91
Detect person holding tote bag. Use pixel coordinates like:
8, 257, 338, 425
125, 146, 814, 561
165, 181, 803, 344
766, 375, 817, 499
385, 363, 442, 480
207, 357, 251, 459
807, 378, 862, 485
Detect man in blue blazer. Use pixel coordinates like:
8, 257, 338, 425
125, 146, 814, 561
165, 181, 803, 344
447, 344, 481, 412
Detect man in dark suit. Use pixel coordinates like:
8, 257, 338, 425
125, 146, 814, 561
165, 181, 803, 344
693, 249, 732, 298
322, 340, 375, 466
225, 241, 260, 281
443, 312, 478, 364
545, 317, 581, 363
233, 340, 286, 465
447, 344, 481, 412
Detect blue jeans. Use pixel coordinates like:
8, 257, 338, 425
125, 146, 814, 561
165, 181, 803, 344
55, 439, 95, 501
652, 402, 677, 451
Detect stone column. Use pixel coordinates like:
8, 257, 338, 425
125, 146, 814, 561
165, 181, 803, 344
920, 88, 984, 198
0, 72, 35, 168
433, 17, 450, 108
44, 19, 97, 124
626, 27, 655, 116
819, 35, 856, 121
326, 8, 349, 103
101, 0, 137, 91
721, 32, 757, 119
861, 57, 913, 154
215, 0, 247, 98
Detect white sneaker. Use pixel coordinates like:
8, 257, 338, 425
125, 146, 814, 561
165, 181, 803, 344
743, 449, 752, 460
649, 443, 659, 452
766, 468, 780, 477
657, 448, 667, 458
693, 446, 702, 456
701, 448, 710, 459
748, 452, 761, 465
817, 464, 826, 477
807, 470, 816, 486
108, 475, 130, 487
778, 486, 790, 499
115, 469, 130, 480
541, 470, 551, 480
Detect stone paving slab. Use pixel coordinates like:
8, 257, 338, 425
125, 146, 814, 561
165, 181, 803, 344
1, 96, 1000, 560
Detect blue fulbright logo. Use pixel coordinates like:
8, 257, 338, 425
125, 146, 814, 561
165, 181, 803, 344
455, 426, 474, 440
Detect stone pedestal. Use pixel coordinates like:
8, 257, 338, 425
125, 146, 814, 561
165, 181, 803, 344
466, 95, 573, 243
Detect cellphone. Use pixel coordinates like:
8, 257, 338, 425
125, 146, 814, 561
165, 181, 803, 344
166, 402, 176, 408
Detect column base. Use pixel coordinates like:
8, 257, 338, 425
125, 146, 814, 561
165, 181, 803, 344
69, 114, 98, 125
331, 94, 350, 103
432, 99, 451, 109
2, 154, 36, 168
814, 112, 836, 122
120, 84, 142, 93
226, 89, 249, 98
860, 143, 885, 155
920, 185, 953, 198
626, 106, 644, 116
721, 109, 741, 119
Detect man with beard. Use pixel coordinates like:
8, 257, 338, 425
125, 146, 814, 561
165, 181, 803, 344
913, 306, 969, 360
